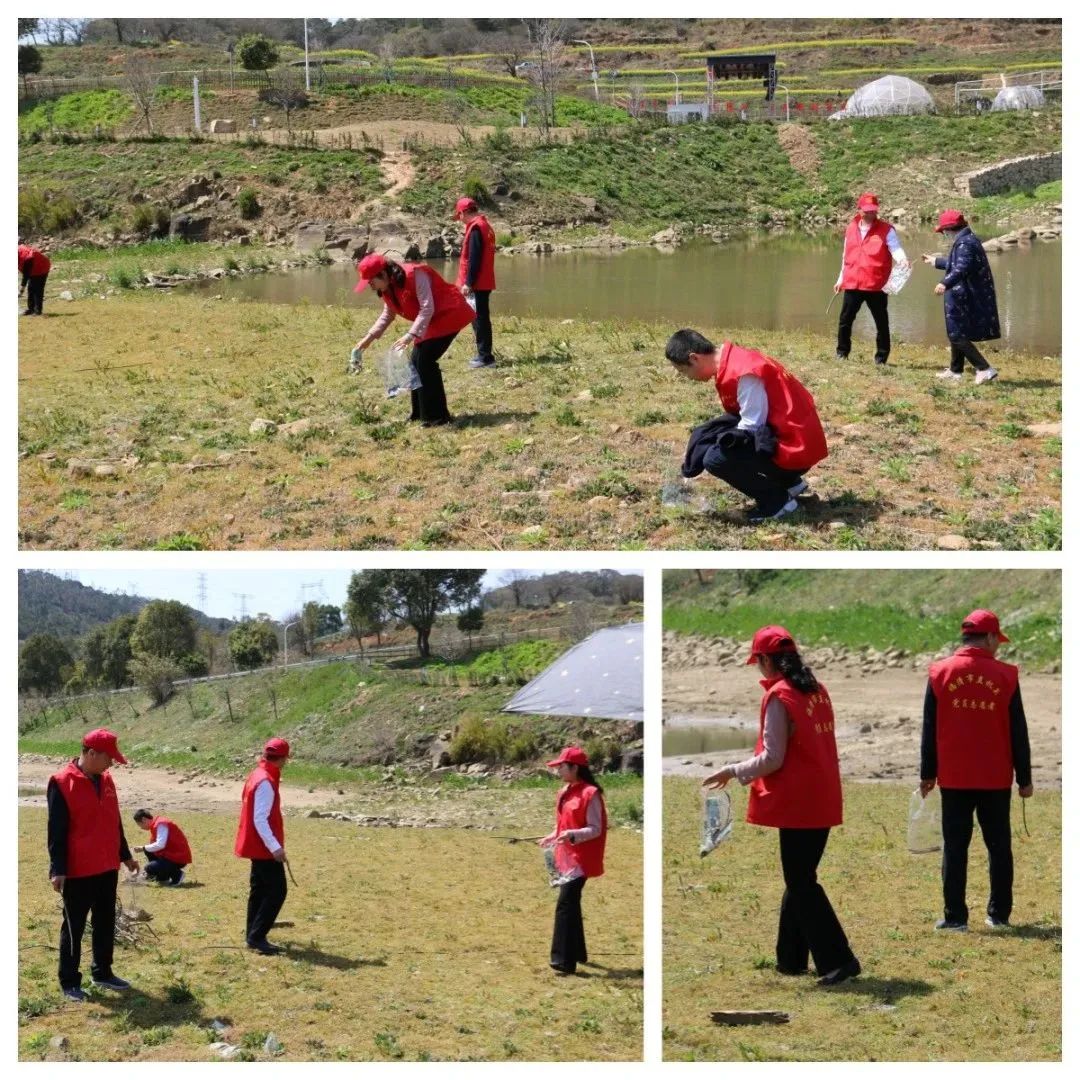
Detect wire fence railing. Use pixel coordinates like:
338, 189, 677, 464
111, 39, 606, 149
954, 68, 1063, 106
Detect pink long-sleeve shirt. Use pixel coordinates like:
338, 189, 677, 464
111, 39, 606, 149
364, 270, 434, 343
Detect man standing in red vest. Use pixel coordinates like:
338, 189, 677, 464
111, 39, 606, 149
235, 738, 291, 954
920, 610, 1033, 931
666, 328, 828, 522
18, 242, 52, 316
46, 729, 140, 1002
454, 196, 497, 369
834, 193, 909, 365
132, 808, 192, 886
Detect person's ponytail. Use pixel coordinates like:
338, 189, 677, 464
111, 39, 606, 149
575, 764, 604, 794
772, 650, 819, 694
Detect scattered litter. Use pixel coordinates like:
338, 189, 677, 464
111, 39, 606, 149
907, 786, 942, 854
543, 845, 579, 888
701, 791, 733, 857
377, 345, 422, 399
264, 1033, 284, 1055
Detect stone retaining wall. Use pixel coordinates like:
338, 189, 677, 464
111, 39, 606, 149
955, 151, 1062, 198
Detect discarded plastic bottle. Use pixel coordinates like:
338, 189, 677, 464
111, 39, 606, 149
700, 792, 733, 857
907, 786, 942, 854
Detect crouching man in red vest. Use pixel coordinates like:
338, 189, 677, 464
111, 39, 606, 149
666, 329, 828, 523
704, 628, 861, 986
46, 729, 140, 1002
539, 747, 608, 976
235, 738, 291, 955
920, 610, 1033, 931
454, 196, 497, 369
133, 809, 192, 886
834, 192, 908, 365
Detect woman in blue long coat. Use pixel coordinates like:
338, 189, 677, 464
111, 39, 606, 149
922, 210, 1001, 385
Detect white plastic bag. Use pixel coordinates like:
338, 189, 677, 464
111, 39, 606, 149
883, 260, 912, 296
700, 790, 733, 857
543, 844, 579, 888
907, 786, 942, 854
377, 345, 422, 399
347, 345, 363, 375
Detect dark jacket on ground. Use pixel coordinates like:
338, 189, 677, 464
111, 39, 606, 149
934, 226, 1001, 342
920, 681, 1032, 788
682, 415, 779, 479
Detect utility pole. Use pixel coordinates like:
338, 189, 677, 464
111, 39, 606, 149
283, 621, 299, 667
193, 75, 201, 132
573, 39, 599, 102
667, 69, 680, 106
303, 18, 310, 92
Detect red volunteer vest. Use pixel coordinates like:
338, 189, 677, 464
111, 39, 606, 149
928, 646, 1019, 789
554, 781, 608, 879
746, 677, 843, 829
234, 761, 285, 860
50, 761, 122, 879
150, 815, 192, 866
840, 216, 893, 292
18, 244, 51, 276
384, 263, 475, 343
456, 215, 497, 291
715, 342, 828, 472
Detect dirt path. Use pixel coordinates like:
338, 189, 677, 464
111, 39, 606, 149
378, 149, 415, 199
663, 666, 1061, 788
18, 755, 355, 816
777, 122, 822, 178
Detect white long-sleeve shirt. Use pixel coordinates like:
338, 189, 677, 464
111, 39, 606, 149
253, 780, 283, 854
837, 221, 908, 287
143, 821, 169, 854
364, 269, 434, 343
731, 696, 791, 784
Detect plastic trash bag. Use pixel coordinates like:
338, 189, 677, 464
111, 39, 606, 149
660, 467, 710, 513
700, 790, 733, 857
347, 345, 363, 375
883, 260, 913, 296
377, 345, 422, 399
465, 293, 477, 311
543, 843, 580, 888
907, 786, 942, 854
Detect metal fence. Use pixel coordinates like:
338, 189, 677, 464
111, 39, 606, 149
954, 68, 1062, 106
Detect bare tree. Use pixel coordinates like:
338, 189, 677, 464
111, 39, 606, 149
544, 578, 571, 605
494, 34, 527, 79
522, 18, 565, 138
260, 74, 308, 135
626, 82, 648, 119
503, 570, 531, 609
378, 38, 397, 83
58, 18, 89, 45
125, 56, 162, 136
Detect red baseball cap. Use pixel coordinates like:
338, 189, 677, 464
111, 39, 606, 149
745, 625, 799, 664
961, 609, 1009, 642
454, 196, 478, 219
857, 193, 880, 211
546, 746, 589, 768
935, 209, 967, 233
353, 252, 389, 294
83, 728, 128, 765
264, 737, 291, 758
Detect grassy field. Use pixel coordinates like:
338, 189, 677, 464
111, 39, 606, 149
18, 290, 1060, 551
19, 804, 643, 1061
663, 778, 1061, 1061
663, 569, 1061, 668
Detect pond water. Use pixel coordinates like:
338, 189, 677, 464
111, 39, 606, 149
188, 229, 1061, 355
662, 724, 756, 757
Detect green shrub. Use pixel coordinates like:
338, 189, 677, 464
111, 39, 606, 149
236, 188, 261, 219
449, 716, 508, 764
462, 173, 490, 204
18, 187, 81, 236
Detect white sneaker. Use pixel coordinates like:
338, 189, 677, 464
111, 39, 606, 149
936, 369, 963, 381
748, 499, 800, 524
788, 479, 809, 498
975, 367, 999, 385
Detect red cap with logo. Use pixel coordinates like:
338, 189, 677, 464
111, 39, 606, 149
83, 728, 128, 764
454, 196, 478, 219
264, 737, 291, 759
935, 209, 967, 233
857, 192, 880, 211
546, 745, 589, 768
353, 252, 389, 294
961, 609, 1009, 642
745, 625, 799, 664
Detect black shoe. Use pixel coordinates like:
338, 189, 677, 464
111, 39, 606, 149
550, 964, 577, 976
985, 916, 1010, 929
62, 986, 88, 1002
934, 919, 969, 932
247, 939, 285, 955
817, 959, 861, 987
776, 964, 809, 976
422, 417, 454, 428
835, 350, 848, 360
91, 974, 131, 990
874, 355, 889, 365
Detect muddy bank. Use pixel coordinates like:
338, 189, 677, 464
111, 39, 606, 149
663, 642, 1061, 788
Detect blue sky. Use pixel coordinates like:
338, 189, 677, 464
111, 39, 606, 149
65, 569, 520, 622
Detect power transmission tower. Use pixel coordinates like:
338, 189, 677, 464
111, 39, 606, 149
196, 573, 208, 611
299, 581, 324, 609
233, 592, 253, 621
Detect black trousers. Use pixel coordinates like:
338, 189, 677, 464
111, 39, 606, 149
705, 440, 805, 515
246, 859, 288, 944
471, 290, 494, 362
26, 273, 48, 315
777, 828, 856, 975
837, 289, 890, 361
949, 338, 991, 373
58, 869, 118, 989
940, 788, 1013, 925
551, 876, 587, 972
144, 856, 184, 884
408, 333, 456, 424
